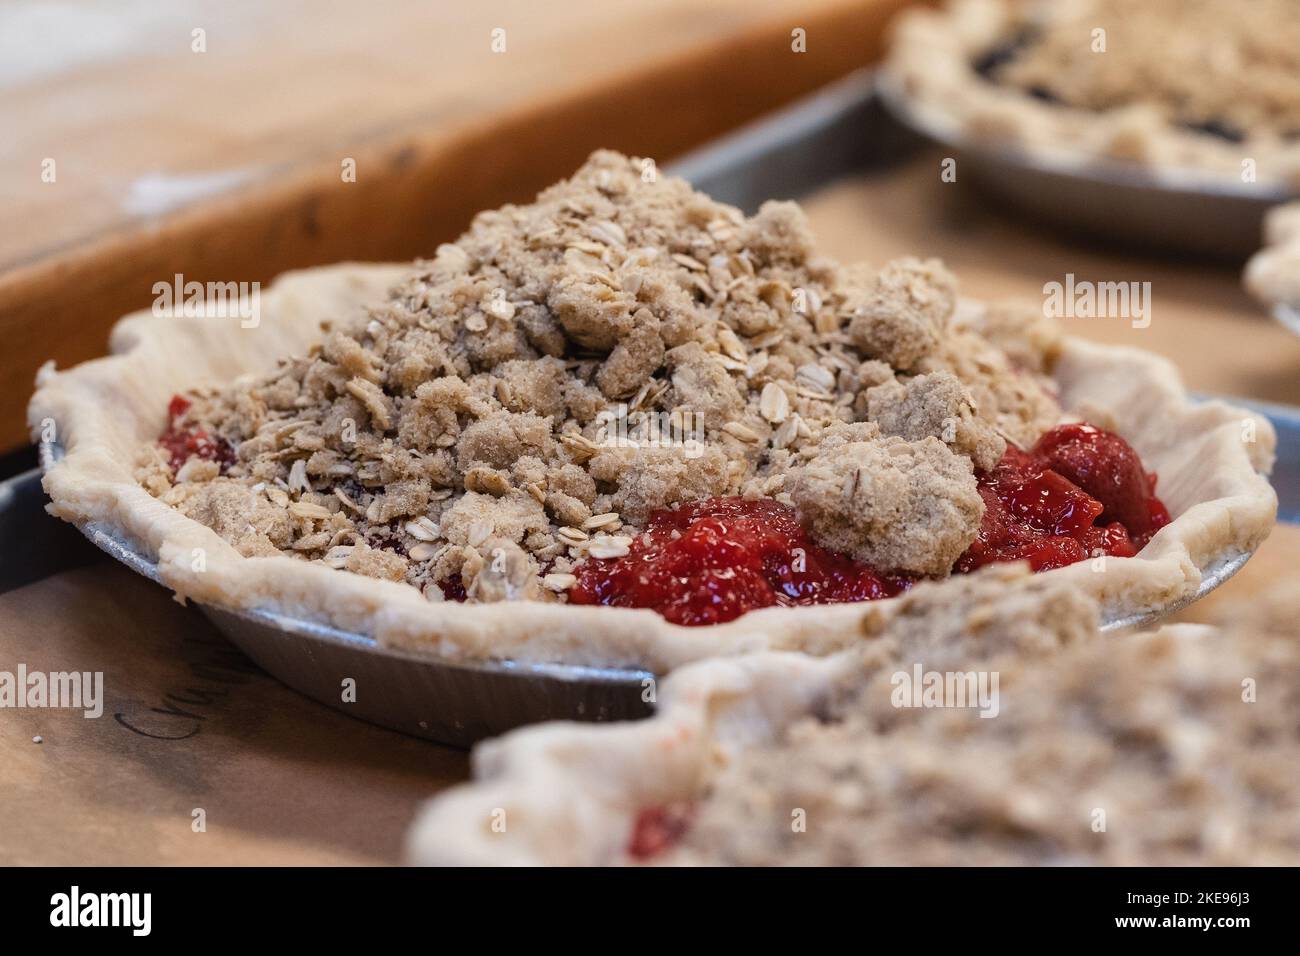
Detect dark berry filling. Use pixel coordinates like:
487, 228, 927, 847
971, 27, 1040, 78
440, 573, 468, 603
1179, 118, 1246, 143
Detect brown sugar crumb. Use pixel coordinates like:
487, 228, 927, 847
976, 300, 1063, 376
856, 563, 1100, 668
664, 342, 747, 424
848, 257, 957, 369
139, 150, 1062, 604
661, 571, 1300, 866
917, 320, 1060, 449
345, 541, 409, 583
462, 538, 541, 602
587, 445, 730, 525
865, 370, 1005, 471
786, 424, 983, 576
440, 491, 549, 547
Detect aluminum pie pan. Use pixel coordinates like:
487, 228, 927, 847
39, 439, 654, 748
875, 73, 1292, 262
38, 432, 1255, 746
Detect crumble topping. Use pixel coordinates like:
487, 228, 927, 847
980, 0, 1300, 144
847, 256, 957, 368
865, 370, 1005, 471
660, 570, 1300, 865
787, 424, 984, 575
138, 151, 1062, 604
857, 562, 1099, 666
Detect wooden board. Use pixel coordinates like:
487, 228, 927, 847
0, 0, 914, 452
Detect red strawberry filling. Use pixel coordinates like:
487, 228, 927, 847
627, 803, 694, 861
572, 423, 1170, 625
158, 395, 236, 474
568, 496, 911, 626
1032, 422, 1170, 543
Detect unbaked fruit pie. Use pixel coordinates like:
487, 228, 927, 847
887, 0, 1300, 188
407, 567, 1300, 866
31, 151, 1276, 671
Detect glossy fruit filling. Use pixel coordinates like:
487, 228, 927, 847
572, 423, 1169, 626
568, 496, 913, 627
627, 804, 694, 861
159, 395, 235, 474
957, 423, 1169, 573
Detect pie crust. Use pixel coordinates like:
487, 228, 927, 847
886, 0, 1300, 189
406, 568, 1300, 866
30, 259, 1276, 671
1244, 201, 1300, 308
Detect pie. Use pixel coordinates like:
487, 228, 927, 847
407, 565, 1300, 866
1245, 200, 1300, 310
886, 0, 1300, 188
31, 151, 1276, 671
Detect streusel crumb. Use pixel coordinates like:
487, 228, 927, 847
142, 151, 1062, 602
788, 426, 983, 575
847, 256, 956, 369
865, 370, 1005, 471
663, 570, 1300, 866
